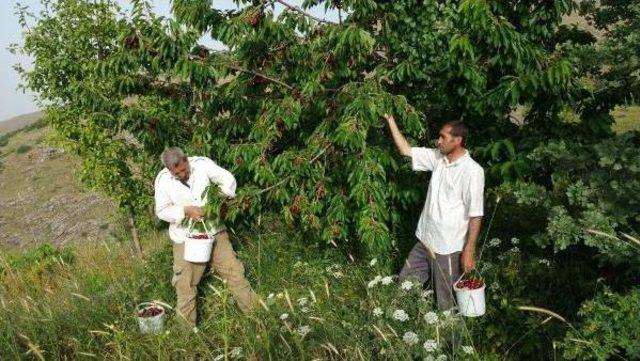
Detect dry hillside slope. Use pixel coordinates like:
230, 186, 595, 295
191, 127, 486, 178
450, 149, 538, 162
0, 118, 118, 251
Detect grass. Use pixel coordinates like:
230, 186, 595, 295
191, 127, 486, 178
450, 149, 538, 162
0, 217, 482, 360
612, 105, 640, 134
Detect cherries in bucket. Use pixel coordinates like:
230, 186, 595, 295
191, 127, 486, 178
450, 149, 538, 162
454, 274, 486, 317
455, 278, 484, 290
189, 233, 211, 240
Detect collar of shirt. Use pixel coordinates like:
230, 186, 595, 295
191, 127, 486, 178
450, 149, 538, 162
170, 165, 196, 184
443, 150, 470, 168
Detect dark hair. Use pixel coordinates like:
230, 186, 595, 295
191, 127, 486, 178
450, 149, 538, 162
442, 120, 468, 147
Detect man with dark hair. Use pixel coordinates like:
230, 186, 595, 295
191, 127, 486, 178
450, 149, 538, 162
154, 147, 258, 326
383, 115, 484, 310
442, 120, 468, 147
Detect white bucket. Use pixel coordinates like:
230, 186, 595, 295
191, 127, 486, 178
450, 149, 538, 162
454, 278, 486, 317
184, 234, 214, 263
137, 302, 166, 334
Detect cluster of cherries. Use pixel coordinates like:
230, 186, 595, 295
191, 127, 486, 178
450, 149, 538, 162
189, 234, 210, 240
138, 307, 163, 318
455, 278, 484, 290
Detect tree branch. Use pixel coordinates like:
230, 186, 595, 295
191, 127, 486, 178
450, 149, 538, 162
227, 65, 294, 90
273, 0, 338, 25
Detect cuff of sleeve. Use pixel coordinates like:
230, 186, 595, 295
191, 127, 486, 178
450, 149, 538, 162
221, 189, 236, 199
467, 210, 484, 218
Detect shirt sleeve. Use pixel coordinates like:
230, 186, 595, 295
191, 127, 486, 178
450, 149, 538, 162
464, 166, 485, 218
201, 157, 237, 198
154, 176, 186, 224
411, 147, 439, 172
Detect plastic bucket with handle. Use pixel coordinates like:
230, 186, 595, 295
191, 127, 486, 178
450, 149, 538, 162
453, 274, 486, 317
137, 302, 166, 334
183, 220, 215, 263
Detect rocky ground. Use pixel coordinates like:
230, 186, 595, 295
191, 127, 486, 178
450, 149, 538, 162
0, 120, 118, 251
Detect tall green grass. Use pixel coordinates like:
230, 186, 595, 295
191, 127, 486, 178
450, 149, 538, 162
0, 218, 485, 360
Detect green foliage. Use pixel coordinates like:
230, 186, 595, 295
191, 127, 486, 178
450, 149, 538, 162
562, 289, 640, 360
0, 133, 11, 147
2, 243, 75, 278
14, 144, 33, 154
14, 0, 590, 260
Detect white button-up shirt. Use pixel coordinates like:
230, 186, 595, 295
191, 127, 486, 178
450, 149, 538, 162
154, 156, 236, 243
411, 147, 484, 255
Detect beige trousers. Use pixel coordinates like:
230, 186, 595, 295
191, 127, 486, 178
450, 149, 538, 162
172, 230, 258, 324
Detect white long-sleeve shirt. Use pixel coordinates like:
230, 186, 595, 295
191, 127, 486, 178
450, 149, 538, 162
154, 156, 236, 243
411, 147, 485, 255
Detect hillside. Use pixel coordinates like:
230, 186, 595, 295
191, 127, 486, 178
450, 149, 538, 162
0, 111, 44, 134
0, 117, 118, 252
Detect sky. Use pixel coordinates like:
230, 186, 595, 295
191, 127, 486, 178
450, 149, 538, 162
0, 0, 339, 121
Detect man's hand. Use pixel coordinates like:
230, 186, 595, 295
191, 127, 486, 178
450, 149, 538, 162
383, 113, 395, 123
184, 206, 204, 221
461, 247, 475, 273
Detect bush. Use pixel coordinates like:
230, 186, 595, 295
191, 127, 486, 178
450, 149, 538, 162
15, 144, 32, 154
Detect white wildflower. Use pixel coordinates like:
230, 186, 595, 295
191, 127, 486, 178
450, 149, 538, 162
510, 246, 520, 253
279, 313, 289, 320
538, 258, 551, 266
461, 345, 474, 354
266, 293, 276, 305
442, 310, 452, 318
422, 290, 434, 298
367, 275, 382, 288
424, 356, 435, 361
297, 297, 308, 306
230, 347, 243, 358
424, 311, 438, 324
369, 258, 378, 266
423, 339, 438, 352
400, 280, 414, 291
213, 355, 225, 361
392, 309, 409, 322
332, 271, 344, 279
511, 237, 519, 245
436, 355, 447, 361
381, 276, 394, 285
373, 307, 383, 317
489, 238, 501, 247
402, 331, 419, 345
296, 325, 311, 337
301, 307, 310, 313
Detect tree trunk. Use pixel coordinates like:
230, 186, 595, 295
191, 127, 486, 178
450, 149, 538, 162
128, 210, 143, 258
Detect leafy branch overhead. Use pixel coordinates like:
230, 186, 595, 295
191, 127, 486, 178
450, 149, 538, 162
13, 0, 637, 263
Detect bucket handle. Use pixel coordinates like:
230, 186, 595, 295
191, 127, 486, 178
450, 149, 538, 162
137, 300, 173, 311
454, 272, 466, 288
200, 220, 216, 241
455, 267, 484, 286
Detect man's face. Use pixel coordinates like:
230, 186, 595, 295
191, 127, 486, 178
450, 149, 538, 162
170, 158, 190, 182
437, 125, 461, 155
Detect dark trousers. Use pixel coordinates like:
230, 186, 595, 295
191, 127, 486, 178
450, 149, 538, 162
399, 241, 462, 310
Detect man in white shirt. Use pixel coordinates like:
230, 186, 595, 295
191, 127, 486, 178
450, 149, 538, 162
384, 115, 484, 310
154, 147, 258, 324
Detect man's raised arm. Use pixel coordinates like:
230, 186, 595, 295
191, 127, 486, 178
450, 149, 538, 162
383, 114, 412, 157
